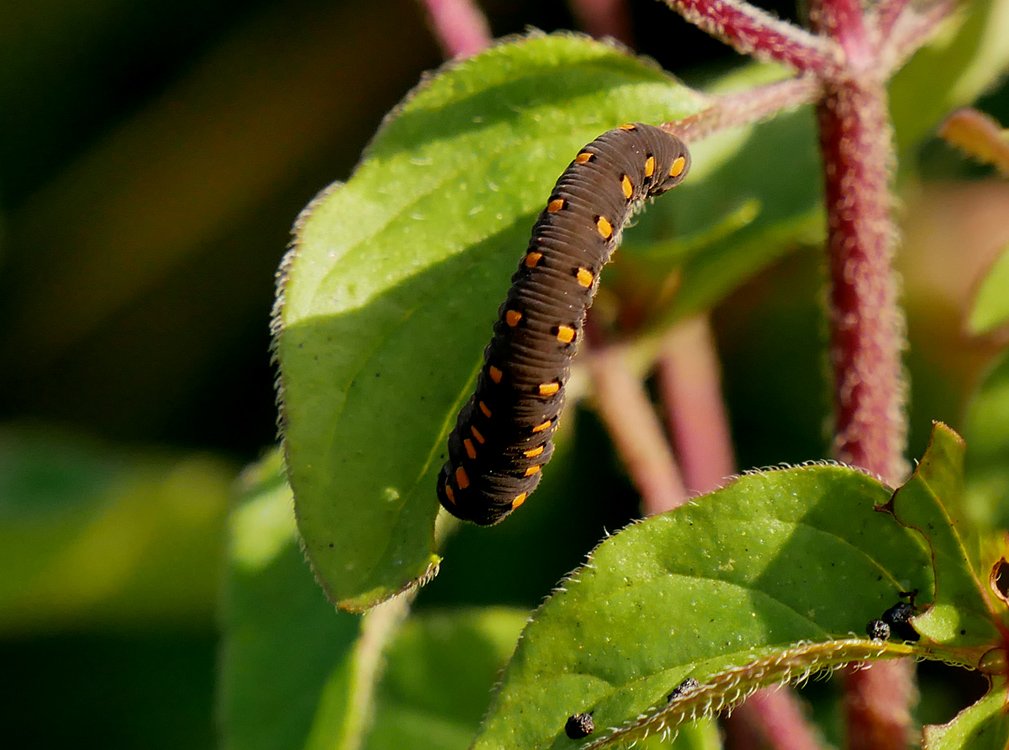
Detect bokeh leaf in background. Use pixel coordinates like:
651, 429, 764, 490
1, 428, 232, 632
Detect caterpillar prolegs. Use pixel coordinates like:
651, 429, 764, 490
437, 123, 691, 525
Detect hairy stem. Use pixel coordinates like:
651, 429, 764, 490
657, 0, 844, 76
810, 0, 911, 746
417, 0, 492, 59
666, 75, 822, 142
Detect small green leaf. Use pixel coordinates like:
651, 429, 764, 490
923, 680, 1009, 750
884, 423, 1001, 652
276, 33, 707, 610
471, 465, 930, 749
967, 243, 1009, 335
219, 450, 409, 750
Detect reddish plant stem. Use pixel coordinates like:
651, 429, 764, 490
666, 75, 822, 142
584, 334, 689, 515
657, 0, 845, 77
656, 317, 735, 494
417, 0, 492, 59
810, 0, 912, 747
568, 0, 635, 45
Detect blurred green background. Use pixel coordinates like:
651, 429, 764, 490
3, 0, 1007, 747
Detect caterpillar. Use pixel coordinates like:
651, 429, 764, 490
437, 123, 691, 526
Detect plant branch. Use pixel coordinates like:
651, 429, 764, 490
584, 336, 689, 515
657, 0, 845, 77
417, 0, 493, 59
881, 0, 962, 74
655, 317, 734, 493
809, 0, 912, 744
665, 75, 822, 142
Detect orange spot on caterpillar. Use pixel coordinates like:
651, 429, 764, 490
505, 309, 522, 327
444, 483, 456, 504
644, 155, 656, 177
524, 465, 541, 477
575, 151, 593, 164
596, 216, 613, 239
463, 438, 477, 460
576, 268, 594, 287
532, 419, 552, 433
547, 198, 565, 213
479, 401, 492, 418
538, 382, 560, 396
621, 174, 633, 199
619, 123, 637, 131
555, 325, 576, 344
524, 445, 545, 458
455, 466, 470, 489
524, 251, 543, 268
470, 425, 485, 444
669, 155, 687, 177
512, 493, 527, 509
489, 366, 503, 384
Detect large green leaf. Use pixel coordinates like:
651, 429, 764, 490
923, 680, 1009, 750
471, 465, 931, 749
276, 33, 707, 610
0, 428, 232, 632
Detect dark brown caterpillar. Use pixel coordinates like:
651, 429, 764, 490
437, 123, 691, 525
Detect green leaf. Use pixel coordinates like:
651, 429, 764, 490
0, 428, 232, 632
471, 465, 930, 750
967, 242, 1009, 335
363, 608, 527, 750
276, 33, 707, 610
219, 450, 410, 750
923, 680, 1009, 750
883, 423, 1001, 652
